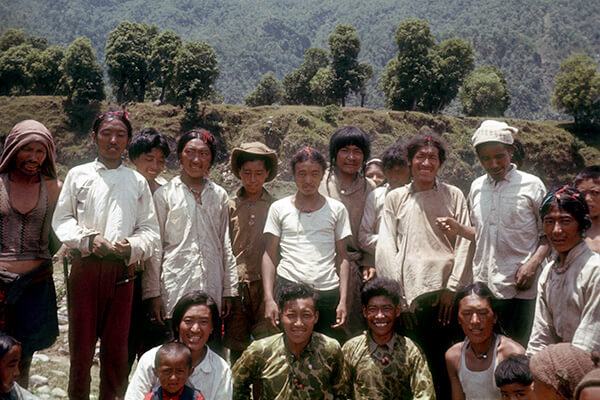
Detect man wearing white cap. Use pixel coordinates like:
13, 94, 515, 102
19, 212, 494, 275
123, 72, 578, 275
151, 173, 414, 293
439, 120, 548, 345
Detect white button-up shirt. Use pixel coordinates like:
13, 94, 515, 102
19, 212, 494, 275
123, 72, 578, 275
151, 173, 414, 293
468, 165, 546, 300
149, 176, 237, 317
52, 159, 160, 265
359, 185, 390, 256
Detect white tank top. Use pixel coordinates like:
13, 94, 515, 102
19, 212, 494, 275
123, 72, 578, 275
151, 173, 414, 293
458, 335, 502, 400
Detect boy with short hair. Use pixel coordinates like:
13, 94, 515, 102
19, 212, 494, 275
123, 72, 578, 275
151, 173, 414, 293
494, 354, 535, 400
144, 342, 205, 400
575, 165, 600, 252
224, 142, 278, 364
232, 282, 345, 400
342, 277, 434, 399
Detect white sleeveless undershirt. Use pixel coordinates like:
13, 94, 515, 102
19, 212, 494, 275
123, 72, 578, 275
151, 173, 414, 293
458, 335, 502, 400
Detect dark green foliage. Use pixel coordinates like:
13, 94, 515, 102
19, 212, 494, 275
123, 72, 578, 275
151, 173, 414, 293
245, 72, 281, 106
460, 66, 510, 117
0, 44, 35, 95
309, 67, 336, 106
27, 46, 66, 95
282, 48, 329, 105
149, 30, 182, 102
552, 54, 600, 128
0, 29, 26, 52
63, 37, 105, 104
322, 104, 339, 125
328, 24, 362, 106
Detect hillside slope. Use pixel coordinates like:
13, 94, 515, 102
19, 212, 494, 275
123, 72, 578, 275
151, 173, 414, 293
1, 0, 599, 120
1, 96, 598, 197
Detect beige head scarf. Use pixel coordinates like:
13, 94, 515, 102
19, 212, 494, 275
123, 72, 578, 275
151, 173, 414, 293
0, 120, 57, 178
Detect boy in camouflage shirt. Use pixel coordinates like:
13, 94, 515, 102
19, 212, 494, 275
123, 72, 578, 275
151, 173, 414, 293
232, 282, 345, 399
342, 278, 435, 399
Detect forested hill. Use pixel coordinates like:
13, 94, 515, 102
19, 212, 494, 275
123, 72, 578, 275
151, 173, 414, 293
2, 0, 599, 120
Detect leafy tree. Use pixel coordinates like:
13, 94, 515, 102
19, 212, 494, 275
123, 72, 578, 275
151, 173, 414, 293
26, 35, 48, 50
63, 37, 105, 104
552, 54, 600, 128
328, 24, 361, 106
0, 44, 35, 94
460, 66, 510, 117
27, 45, 65, 94
105, 21, 158, 103
309, 67, 336, 106
172, 40, 219, 110
0, 29, 26, 52
245, 72, 280, 106
282, 47, 329, 105
356, 62, 373, 107
149, 30, 182, 102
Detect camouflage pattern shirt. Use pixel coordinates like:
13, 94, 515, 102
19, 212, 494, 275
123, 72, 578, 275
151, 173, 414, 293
342, 332, 435, 399
232, 332, 345, 400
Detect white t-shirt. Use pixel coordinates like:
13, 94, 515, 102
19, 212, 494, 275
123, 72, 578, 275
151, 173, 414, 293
264, 196, 352, 291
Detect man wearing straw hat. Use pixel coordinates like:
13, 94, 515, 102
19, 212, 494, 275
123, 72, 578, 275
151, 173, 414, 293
0, 120, 62, 388
224, 142, 278, 364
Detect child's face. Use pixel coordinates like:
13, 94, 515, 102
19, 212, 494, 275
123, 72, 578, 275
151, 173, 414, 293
133, 148, 166, 183
576, 178, 600, 219
365, 164, 385, 187
500, 382, 536, 400
156, 352, 192, 395
240, 160, 268, 198
0, 344, 20, 393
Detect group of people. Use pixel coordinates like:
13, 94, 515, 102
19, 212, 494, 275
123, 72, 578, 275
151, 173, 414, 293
0, 111, 599, 400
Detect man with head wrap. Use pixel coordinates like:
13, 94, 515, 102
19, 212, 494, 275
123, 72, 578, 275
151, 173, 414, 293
0, 120, 62, 389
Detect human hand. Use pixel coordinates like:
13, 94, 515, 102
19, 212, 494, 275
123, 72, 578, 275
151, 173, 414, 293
332, 302, 347, 328
436, 217, 459, 236
434, 290, 455, 326
221, 297, 232, 318
515, 260, 538, 290
91, 235, 114, 258
362, 267, 376, 283
147, 297, 166, 325
113, 239, 131, 260
265, 298, 280, 329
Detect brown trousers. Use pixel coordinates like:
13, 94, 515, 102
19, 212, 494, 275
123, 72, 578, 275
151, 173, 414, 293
68, 255, 133, 400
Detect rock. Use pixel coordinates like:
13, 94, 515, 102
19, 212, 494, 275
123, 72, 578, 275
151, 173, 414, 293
154, 99, 162, 106
36, 385, 50, 393
29, 375, 48, 387
39, 394, 50, 399
52, 370, 67, 377
51, 388, 68, 398
32, 354, 50, 363
59, 325, 68, 333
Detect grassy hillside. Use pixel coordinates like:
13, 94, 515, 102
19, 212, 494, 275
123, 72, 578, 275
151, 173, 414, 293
1, 0, 599, 120
1, 96, 598, 198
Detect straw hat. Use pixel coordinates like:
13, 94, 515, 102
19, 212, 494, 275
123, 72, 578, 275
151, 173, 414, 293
230, 142, 278, 182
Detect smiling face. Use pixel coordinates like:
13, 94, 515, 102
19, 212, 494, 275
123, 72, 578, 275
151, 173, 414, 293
336, 145, 364, 177
409, 146, 440, 188
132, 147, 166, 183
156, 352, 191, 395
576, 179, 600, 219
280, 297, 318, 349
543, 204, 582, 258
240, 159, 268, 198
0, 344, 20, 393
458, 293, 497, 345
14, 141, 47, 177
179, 139, 212, 180
476, 142, 513, 182
293, 160, 324, 197
177, 304, 213, 354
363, 295, 400, 340
365, 163, 385, 186
92, 118, 130, 166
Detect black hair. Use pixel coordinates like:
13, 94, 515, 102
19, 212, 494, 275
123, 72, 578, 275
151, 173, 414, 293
177, 129, 217, 166
456, 283, 503, 333
171, 291, 220, 342
290, 147, 327, 174
381, 143, 408, 170
406, 133, 447, 166
540, 185, 591, 232
236, 152, 274, 174
0, 334, 19, 360
276, 281, 316, 311
154, 342, 193, 370
91, 109, 133, 138
128, 128, 171, 160
326, 126, 371, 195
495, 354, 533, 387
361, 277, 401, 307
575, 165, 600, 185
511, 138, 526, 169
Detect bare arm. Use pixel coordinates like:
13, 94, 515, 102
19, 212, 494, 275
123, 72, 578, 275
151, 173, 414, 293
515, 237, 550, 290
262, 233, 280, 329
445, 344, 466, 400
436, 217, 475, 241
333, 238, 349, 328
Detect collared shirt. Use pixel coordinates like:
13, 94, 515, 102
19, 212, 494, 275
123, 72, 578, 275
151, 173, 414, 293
232, 332, 345, 400
376, 180, 473, 309
147, 176, 237, 316
527, 241, 600, 355
320, 170, 376, 267
469, 165, 546, 300
359, 185, 390, 256
229, 188, 273, 282
52, 159, 160, 265
125, 345, 232, 400
342, 332, 435, 400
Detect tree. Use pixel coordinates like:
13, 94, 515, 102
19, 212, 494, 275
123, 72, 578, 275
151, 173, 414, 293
355, 62, 373, 107
328, 24, 362, 106
309, 67, 336, 106
63, 37, 105, 104
552, 54, 600, 128
0, 44, 35, 94
105, 21, 158, 103
282, 47, 329, 105
27, 45, 65, 95
172, 40, 219, 110
460, 66, 510, 117
0, 29, 26, 52
245, 72, 281, 106
149, 30, 182, 102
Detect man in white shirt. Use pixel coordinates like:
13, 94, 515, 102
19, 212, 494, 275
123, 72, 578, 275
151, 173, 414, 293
52, 111, 160, 400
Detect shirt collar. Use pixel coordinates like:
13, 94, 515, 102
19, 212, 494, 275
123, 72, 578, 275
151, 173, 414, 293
485, 163, 517, 185
561, 240, 589, 267
282, 332, 317, 358
329, 168, 367, 196
174, 175, 213, 192
408, 177, 439, 193
235, 187, 273, 202
161, 386, 184, 400
93, 158, 124, 171
367, 331, 396, 354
